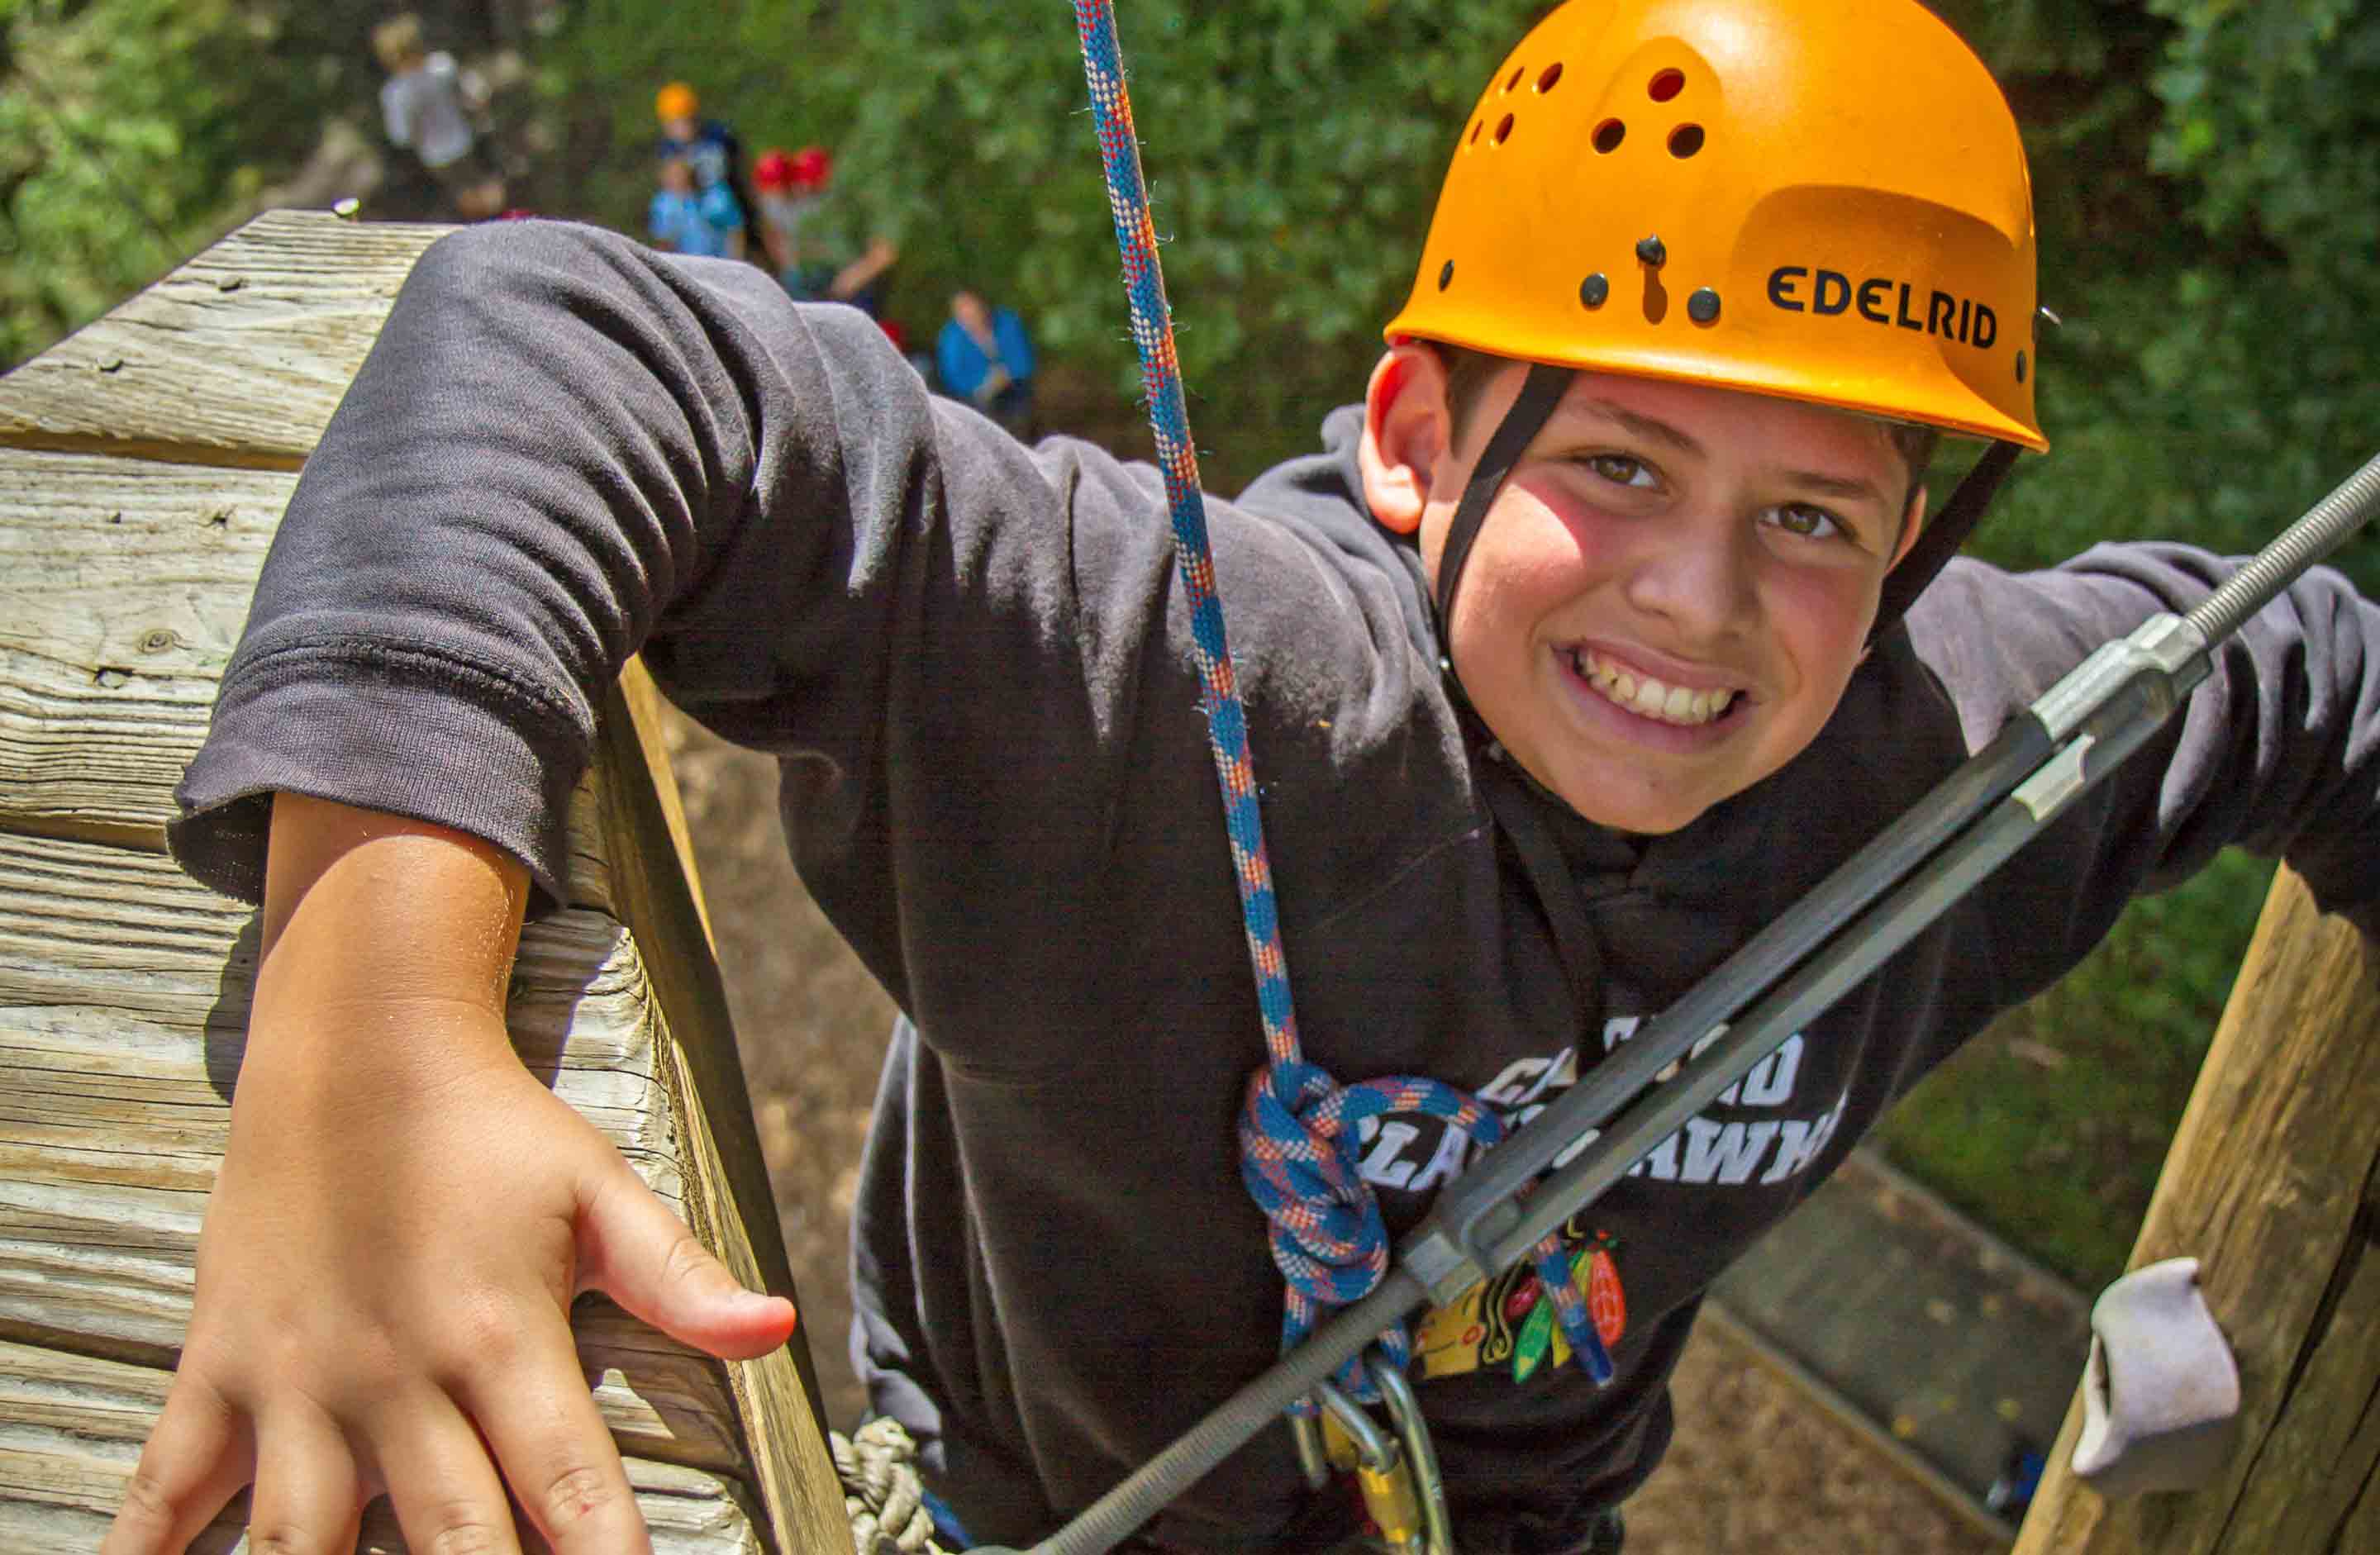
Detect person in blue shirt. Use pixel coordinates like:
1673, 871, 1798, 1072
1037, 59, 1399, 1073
647, 155, 744, 260
936, 289, 1037, 436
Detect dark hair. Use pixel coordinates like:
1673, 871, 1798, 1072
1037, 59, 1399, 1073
1426, 340, 1939, 513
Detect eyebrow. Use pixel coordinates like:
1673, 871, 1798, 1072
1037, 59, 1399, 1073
1568, 397, 1890, 508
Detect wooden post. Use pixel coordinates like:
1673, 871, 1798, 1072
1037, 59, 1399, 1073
0, 212, 853, 1552
2011, 865, 2380, 1553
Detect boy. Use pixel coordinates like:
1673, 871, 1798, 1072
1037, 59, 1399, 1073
108, 3, 2379, 1555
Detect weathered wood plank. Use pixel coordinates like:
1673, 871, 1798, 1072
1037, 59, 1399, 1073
0, 1340, 764, 1553
0, 446, 613, 911
2011, 867, 2380, 1554
0, 211, 446, 470
593, 667, 854, 1555
0, 831, 751, 1476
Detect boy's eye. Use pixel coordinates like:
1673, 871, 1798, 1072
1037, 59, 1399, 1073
1585, 454, 1657, 489
1765, 502, 1849, 542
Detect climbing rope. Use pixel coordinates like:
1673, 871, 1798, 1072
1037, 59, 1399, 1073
1067, 0, 1611, 1402
834, 1418, 955, 1555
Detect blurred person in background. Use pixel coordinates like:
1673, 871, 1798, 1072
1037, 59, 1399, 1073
647, 155, 745, 260
937, 288, 1037, 437
654, 81, 761, 257
372, 12, 505, 220
759, 143, 901, 316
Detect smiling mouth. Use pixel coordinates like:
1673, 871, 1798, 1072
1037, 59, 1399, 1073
1565, 646, 1740, 727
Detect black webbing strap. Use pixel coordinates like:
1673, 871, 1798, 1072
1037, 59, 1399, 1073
1435, 363, 1577, 635
1869, 439, 2022, 643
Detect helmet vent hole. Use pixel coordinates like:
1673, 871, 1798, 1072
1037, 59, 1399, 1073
1439, 260, 1455, 292
1536, 62, 1564, 93
1668, 124, 1705, 159
1492, 112, 1516, 146
1468, 119, 1483, 147
1506, 64, 1526, 93
1649, 69, 1686, 102
1592, 118, 1626, 154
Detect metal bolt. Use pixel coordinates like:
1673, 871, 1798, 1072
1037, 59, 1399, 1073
1687, 287, 1721, 322
1635, 235, 1667, 267
1579, 273, 1610, 308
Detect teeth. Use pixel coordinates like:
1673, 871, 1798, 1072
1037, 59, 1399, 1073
1572, 649, 1737, 727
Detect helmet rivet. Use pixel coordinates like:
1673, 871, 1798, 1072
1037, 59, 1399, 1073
1635, 235, 1667, 267
1687, 287, 1721, 323
1579, 273, 1610, 308
1438, 259, 1455, 292
2016, 350, 2029, 383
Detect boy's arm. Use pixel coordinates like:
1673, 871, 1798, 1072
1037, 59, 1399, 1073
1915, 543, 2380, 985
105, 794, 794, 1555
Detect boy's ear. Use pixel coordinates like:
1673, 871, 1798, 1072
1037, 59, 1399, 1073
1359, 343, 1456, 536
1892, 483, 1930, 568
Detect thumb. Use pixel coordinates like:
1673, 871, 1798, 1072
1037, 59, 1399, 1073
578, 1170, 798, 1360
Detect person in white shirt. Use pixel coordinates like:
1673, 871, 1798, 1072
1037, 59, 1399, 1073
372, 12, 505, 221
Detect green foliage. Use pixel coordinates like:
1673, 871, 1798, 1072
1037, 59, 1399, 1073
0, 0, 381, 369
1934, 0, 2380, 592
537, 0, 1545, 485
1876, 849, 2276, 1289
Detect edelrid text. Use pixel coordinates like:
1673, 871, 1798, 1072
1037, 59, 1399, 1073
1766, 267, 1997, 349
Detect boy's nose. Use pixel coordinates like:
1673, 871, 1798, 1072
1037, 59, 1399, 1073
1620, 524, 1756, 641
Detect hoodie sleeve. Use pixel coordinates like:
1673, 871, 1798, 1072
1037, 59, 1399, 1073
1909, 541, 2380, 991
169, 218, 1071, 915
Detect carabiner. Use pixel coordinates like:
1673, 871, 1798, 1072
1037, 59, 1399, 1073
1368, 1357, 1453, 1555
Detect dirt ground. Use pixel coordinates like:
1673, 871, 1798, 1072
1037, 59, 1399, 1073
660, 712, 2006, 1555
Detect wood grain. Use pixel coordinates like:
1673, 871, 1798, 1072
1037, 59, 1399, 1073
0, 1340, 764, 1553
0, 446, 614, 908
0, 211, 447, 470
0, 830, 748, 1475
2011, 867, 2380, 1553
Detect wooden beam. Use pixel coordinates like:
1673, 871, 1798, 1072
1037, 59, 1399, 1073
2011, 866, 2380, 1553
0, 212, 447, 470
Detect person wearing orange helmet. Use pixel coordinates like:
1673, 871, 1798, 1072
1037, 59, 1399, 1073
118, 3, 2380, 1553
654, 80, 760, 256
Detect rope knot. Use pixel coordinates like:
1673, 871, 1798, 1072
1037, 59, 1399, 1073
1239, 1062, 1507, 1403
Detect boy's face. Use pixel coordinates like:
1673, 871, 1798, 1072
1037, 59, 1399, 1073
1360, 348, 1924, 835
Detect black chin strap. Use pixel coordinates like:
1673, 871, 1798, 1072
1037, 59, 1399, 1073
1435, 363, 1577, 656
1868, 439, 2022, 644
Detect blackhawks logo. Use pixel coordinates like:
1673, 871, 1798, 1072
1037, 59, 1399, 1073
1414, 1225, 1626, 1383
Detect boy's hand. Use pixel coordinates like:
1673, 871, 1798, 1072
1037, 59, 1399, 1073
102, 797, 797, 1555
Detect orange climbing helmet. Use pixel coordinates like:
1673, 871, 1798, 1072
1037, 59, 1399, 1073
1384, 0, 2046, 452
654, 81, 699, 123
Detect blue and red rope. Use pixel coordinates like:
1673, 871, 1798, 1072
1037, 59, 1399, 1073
1067, 0, 1611, 1401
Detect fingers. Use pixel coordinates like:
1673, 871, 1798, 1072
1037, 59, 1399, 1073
245, 1405, 364, 1555
102, 1377, 251, 1555
460, 1327, 653, 1555
578, 1172, 797, 1361
369, 1391, 528, 1555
